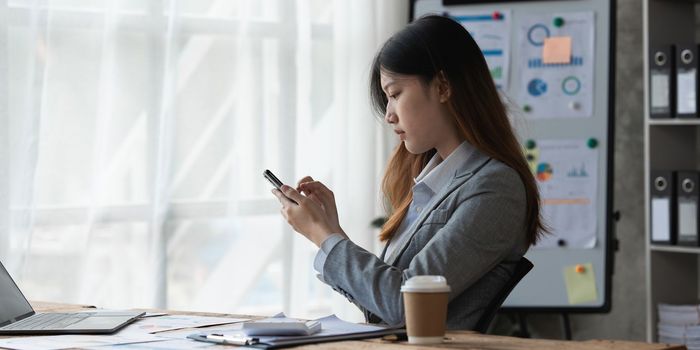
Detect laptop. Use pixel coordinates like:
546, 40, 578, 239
0, 260, 144, 335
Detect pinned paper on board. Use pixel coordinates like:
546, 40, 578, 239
543, 36, 572, 64
516, 12, 595, 118
449, 9, 512, 90
528, 139, 599, 249
563, 263, 598, 304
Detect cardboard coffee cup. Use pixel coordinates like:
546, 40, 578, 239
400, 275, 451, 344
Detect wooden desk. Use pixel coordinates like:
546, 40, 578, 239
20, 302, 686, 350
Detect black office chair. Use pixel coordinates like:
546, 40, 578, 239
473, 257, 534, 333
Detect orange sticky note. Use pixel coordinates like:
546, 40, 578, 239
542, 36, 572, 64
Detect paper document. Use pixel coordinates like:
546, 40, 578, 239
0, 334, 163, 350
188, 314, 404, 349
657, 303, 700, 346
119, 314, 249, 334
451, 9, 512, 90
658, 303, 700, 326
85, 339, 213, 349
529, 139, 599, 248
517, 12, 595, 118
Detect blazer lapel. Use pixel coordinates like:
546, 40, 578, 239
385, 148, 492, 266
379, 242, 389, 261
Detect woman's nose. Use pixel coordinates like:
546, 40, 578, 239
384, 108, 397, 124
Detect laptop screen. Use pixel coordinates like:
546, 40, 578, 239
0, 262, 34, 326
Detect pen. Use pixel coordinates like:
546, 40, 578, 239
205, 333, 259, 345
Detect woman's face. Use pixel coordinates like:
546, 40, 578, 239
380, 70, 459, 157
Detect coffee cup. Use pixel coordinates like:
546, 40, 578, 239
400, 275, 451, 344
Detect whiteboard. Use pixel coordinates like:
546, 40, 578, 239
411, 0, 615, 311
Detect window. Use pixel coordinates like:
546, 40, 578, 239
4, 0, 402, 321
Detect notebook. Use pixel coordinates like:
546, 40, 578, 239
0, 260, 144, 335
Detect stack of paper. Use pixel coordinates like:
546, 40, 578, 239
188, 314, 405, 349
0, 314, 248, 350
658, 303, 700, 349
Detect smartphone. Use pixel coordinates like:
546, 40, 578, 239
263, 169, 297, 204
240, 319, 321, 336
263, 169, 284, 190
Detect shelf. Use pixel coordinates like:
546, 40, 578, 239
650, 245, 700, 254
648, 119, 700, 126
645, 0, 700, 343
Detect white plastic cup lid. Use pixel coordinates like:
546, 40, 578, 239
400, 275, 451, 293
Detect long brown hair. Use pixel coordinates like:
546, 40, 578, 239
370, 15, 547, 246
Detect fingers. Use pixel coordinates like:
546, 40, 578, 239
296, 176, 314, 189
271, 188, 296, 208
299, 181, 335, 206
305, 192, 324, 207
281, 185, 306, 204
299, 181, 333, 195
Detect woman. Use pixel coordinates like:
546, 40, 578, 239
271, 15, 546, 329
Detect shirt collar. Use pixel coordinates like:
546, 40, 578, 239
414, 141, 474, 194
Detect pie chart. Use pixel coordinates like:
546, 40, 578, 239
537, 162, 553, 182
528, 78, 547, 97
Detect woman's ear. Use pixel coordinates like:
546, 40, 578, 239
436, 71, 451, 103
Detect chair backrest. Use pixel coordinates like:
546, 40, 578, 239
473, 257, 534, 333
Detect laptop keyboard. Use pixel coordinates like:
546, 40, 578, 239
2, 313, 90, 330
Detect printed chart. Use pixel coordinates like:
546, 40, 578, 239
517, 12, 595, 118
451, 10, 512, 90
525, 139, 599, 248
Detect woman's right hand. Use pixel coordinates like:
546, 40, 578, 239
297, 176, 347, 239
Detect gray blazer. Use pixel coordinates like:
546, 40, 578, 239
320, 147, 529, 330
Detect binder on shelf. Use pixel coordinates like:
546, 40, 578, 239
676, 171, 700, 246
675, 45, 698, 119
650, 170, 677, 244
649, 45, 675, 119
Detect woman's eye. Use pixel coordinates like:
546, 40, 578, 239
389, 92, 400, 100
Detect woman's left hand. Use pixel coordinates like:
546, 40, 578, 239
271, 185, 335, 247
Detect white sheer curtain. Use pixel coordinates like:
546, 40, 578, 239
1, 0, 406, 320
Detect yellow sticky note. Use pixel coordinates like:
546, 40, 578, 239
523, 146, 539, 173
563, 263, 597, 305
542, 36, 572, 64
